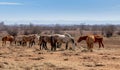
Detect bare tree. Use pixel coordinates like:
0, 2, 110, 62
103, 25, 116, 37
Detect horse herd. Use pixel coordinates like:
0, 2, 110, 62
1, 33, 104, 52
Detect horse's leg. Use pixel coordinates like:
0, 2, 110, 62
42, 42, 45, 50
54, 46, 56, 51
31, 42, 33, 47
87, 42, 92, 52
90, 43, 94, 52
31, 41, 34, 47
53, 42, 57, 51
44, 42, 48, 50
10, 41, 11, 46
99, 42, 101, 48
87, 42, 90, 51
57, 42, 62, 48
51, 46, 53, 51
39, 42, 42, 50
51, 43, 56, 51
20, 41, 22, 46
5, 41, 6, 46
29, 42, 31, 48
21, 41, 23, 46
56, 42, 59, 48
10, 41, 12, 46
72, 43, 76, 50
101, 41, 104, 48
65, 42, 68, 50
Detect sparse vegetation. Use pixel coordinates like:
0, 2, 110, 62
0, 21, 119, 37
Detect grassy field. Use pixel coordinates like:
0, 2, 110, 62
0, 36, 120, 70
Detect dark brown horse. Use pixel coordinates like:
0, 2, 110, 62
2, 35, 15, 46
39, 35, 51, 50
77, 35, 104, 48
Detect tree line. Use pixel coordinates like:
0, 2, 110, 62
0, 21, 120, 37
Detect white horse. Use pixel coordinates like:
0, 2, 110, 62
53, 33, 76, 50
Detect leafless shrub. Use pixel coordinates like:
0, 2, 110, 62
104, 25, 116, 37
116, 31, 120, 35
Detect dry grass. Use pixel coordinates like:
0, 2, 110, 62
0, 36, 120, 70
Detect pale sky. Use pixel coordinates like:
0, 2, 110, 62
0, 0, 120, 25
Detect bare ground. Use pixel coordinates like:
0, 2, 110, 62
0, 37, 120, 70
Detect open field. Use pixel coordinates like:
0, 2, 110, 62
0, 36, 120, 70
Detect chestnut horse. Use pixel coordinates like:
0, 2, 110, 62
86, 35, 95, 52
2, 35, 15, 46
77, 35, 104, 48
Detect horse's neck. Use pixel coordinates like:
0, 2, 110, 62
65, 33, 71, 38
82, 36, 88, 40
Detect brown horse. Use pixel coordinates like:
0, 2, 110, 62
86, 35, 95, 52
77, 35, 104, 48
14, 35, 25, 46
2, 35, 15, 46
38, 35, 58, 51
22, 35, 36, 47
39, 35, 51, 50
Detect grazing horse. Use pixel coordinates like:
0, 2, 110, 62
22, 35, 36, 47
52, 33, 76, 50
86, 35, 95, 52
39, 34, 58, 51
77, 35, 104, 48
2, 35, 15, 46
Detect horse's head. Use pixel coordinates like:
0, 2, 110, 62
77, 36, 87, 43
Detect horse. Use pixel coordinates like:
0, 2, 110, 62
52, 33, 76, 50
14, 35, 25, 46
86, 35, 95, 52
39, 34, 62, 51
22, 35, 36, 47
77, 35, 104, 48
38, 33, 76, 51
39, 35, 51, 50
2, 35, 15, 46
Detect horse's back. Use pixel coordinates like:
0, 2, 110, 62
86, 35, 95, 43
2, 35, 14, 41
94, 35, 103, 42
